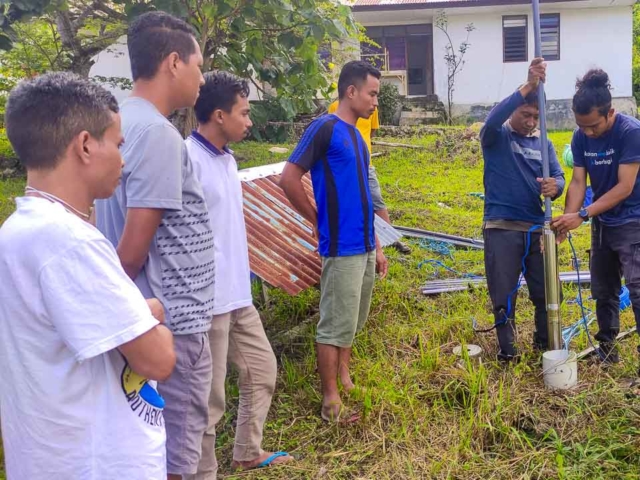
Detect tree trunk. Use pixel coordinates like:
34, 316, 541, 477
56, 12, 82, 58
169, 108, 198, 138
56, 11, 95, 77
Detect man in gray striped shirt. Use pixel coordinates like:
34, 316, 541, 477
96, 12, 215, 479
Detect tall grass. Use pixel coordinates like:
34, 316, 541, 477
2, 131, 640, 479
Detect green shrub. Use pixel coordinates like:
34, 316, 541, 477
378, 82, 401, 126
249, 96, 295, 143
0, 128, 17, 162
0, 95, 6, 127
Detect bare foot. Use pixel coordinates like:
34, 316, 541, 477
320, 401, 360, 424
340, 375, 355, 393
232, 451, 293, 470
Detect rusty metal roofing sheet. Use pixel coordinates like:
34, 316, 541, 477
242, 173, 320, 295
240, 162, 401, 295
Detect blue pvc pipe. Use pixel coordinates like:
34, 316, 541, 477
532, 0, 552, 222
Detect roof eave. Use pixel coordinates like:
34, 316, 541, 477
352, 0, 581, 13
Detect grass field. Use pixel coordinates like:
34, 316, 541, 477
2, 129, 640, 479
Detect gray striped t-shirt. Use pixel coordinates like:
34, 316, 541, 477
96, 97, 216, 334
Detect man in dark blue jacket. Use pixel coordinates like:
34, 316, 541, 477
552, 69, 640, 366
480, 58, 565, 361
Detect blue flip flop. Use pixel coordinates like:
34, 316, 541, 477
257, 451, 290, 468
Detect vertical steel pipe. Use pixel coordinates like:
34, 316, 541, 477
533, 0, 563, 350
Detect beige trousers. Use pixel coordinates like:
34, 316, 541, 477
185, 305, 277, 480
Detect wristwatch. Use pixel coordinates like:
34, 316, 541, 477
578, 207, 590, 222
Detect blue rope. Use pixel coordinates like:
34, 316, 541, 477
418, 259, 480, 279
499, 224, 543, 326
564, 233, 604, 358
416, 238, 454, 257
473, 228, 624, 355
472, 225, 542, 332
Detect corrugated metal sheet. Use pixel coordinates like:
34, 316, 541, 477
242, 172, 321, 296
240, 162, 401, 295
375, 215, 402, 246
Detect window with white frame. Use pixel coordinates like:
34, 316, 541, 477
503, 16, 528, 63
540, 14, 560, 61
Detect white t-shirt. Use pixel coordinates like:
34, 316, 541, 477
186, 132, 253, 315
0, 196, 167, 480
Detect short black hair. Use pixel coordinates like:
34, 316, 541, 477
337, 61, 381, 99
5, 72, 118, 170
573, 69, 612, 117
523, 90, 539, 108
128, 11, 197, 81
194, 71, 250, 123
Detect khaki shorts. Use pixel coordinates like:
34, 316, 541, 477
368, 165, 386, 211
157, 332, 212, 476
317, 251, 376, 348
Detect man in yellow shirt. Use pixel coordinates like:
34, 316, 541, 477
328, 100, 410, 254
328, 99, 379, 152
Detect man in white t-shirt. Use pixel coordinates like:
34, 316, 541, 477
0, 72, 176, 479
185, 71, 293, 477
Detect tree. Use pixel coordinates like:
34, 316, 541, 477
167, 0, 356, 119
2, 0, 360, 135
0, 18, 70, 94
377, 82, 400, 126
1, 1, 126, 76
435, 10, 474, 125
148, 0, 359, 135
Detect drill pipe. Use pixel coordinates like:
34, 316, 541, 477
533, 0, 563, 350
543, 222, 563, 349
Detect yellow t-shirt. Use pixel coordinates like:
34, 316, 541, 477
328, 100, 379, 154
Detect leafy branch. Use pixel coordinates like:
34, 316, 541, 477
435, 10, 475, 125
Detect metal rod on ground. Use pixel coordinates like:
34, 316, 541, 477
372, 141, 428, 150
533, 0, 562, 351
420, 271, 591, 295
394, 225, 485, 250
577, 328, 637, 360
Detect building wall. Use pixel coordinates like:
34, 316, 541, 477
432, 5, 633, 106
89, 37, 131, 103
88, 36, 263, 102
93, 4, 636, 125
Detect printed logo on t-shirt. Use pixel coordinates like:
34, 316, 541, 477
511, 141, 542, 161
584, 149, 615, 166
121, 363, 165, 427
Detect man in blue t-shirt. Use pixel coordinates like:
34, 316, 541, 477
480, 58, 566, 362
552, 69, 640, 366
281, 61, 388, 423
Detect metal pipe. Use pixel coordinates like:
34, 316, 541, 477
421, 272, 590, 296
532, 0, 552, 219
577, 328, 637, 360
543, 228, 563, 348
394, 225, 485, 249
533, 0, 563, 350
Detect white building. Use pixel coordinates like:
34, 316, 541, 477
90, 0, 636, 128
88, 37, 263, 103
352, 0, 636, 127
